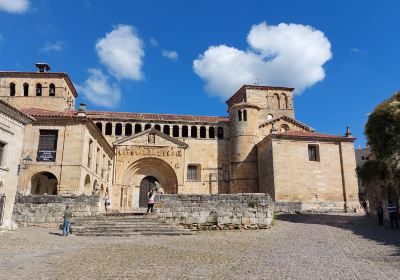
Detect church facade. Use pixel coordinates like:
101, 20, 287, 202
0, 63, 360, 213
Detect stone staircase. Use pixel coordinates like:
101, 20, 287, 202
71, 212, 193, 236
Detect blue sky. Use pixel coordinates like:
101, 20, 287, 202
0, 0, 399, 147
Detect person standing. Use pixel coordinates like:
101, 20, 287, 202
377, 202, 384, 229
387, 201, 399, 229
146, 189, 156, 214
104, 192, 111, 213
63, 205, 72, 236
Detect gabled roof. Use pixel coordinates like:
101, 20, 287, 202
226, 84, 294, 105
0, 100, 35, 124
259, 115, 314, 132
86, 110, 229, 123
0, 71, 78, 97
113, 128, 189, 148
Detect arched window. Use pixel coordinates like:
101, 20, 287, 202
182, 126, 188, 137
173, 125, 179, 137
163, 125, 170, 135
115, 123, 122, 136
238, 110, 242, 121
280, 124, 289, 132
36, 83, 42, 96
9, 83, 15, 96
125, 123, 132, 136
154, 124, 161, 131
209, 127, 215, 138
96, 122, 102, 132
281, 93, 288, 109
105, 122, 112, 135
145, 124, 151, 130
272, 93, 280, 109
200, 126, 206, 138
243, 110, 247, 121
135, 124, 142, 133
49, 83, 56, 96
23, 83, 29, 96
191, 126, 197, 138
217, 127, 224, 139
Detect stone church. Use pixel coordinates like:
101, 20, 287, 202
0, 63, 360, 214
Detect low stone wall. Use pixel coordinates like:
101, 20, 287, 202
12, 194, 101, 226
155, 193, 273, 230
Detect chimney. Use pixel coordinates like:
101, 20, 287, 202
35, 63, 51, 73
77, 103, 87, 117
344, 126, 352, 138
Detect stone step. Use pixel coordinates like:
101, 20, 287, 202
72, 225, 178, 231
75, 231, 193, 236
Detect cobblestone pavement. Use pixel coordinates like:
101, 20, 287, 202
1, 213, 400, 280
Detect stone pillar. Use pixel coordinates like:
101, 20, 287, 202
121, 123, 126, 136
112, 123, 116, 136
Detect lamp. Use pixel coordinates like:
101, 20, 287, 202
18, 155, 33, 175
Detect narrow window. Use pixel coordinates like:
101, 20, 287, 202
145, 124, 151, 130
217, 127, 224, 139
88, 139, 93, 168
96, 147, 100, 174
135, 124, 142, 133
182, 126, 188, 137
163, 125, 170, 135
49, 83, 56, 96
105, 123, 112, 135
308, 145, 319, 162
0, 142, 5, 165
191, 126, 197, 138
96, 122, 102, 132
209, 127, 215, 138
200, 126, 206, 138
23, 83, 29, 96
115, 123, 122, 136
187, 165, 197, 180
154, 124, 161, 131
173, 125, 179, 137
37, 130, 58, 162
238, 110, 242, 121
9, 83, 15, 96
36, 83, 42, 96
243, 110, 247, 121
125, 123, 132, 136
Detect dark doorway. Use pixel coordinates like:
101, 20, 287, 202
139, 176, 159, 208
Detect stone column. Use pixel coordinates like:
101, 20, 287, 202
121, 123, 126, 136
112, 123, 116, 136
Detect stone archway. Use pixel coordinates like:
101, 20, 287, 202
139, 176, 159, 207
31, 172, 58, 195
122, 157, 178, 209
83, 175, 91, 195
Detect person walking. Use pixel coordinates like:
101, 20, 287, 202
146, 188, 156, 214
377, 202, 384, 229
388, 201, 399, 229
63, 205, 72, 236
104, 192, 111, 213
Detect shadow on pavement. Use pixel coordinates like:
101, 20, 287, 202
276, 213, 400, 256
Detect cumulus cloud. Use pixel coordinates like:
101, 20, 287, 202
0, 0, 29, 13
39, 41, 65, 53
76, 68, 121, 108
193, 22, 332, 99
162, 50, 178, 60
96, 24, 145, 80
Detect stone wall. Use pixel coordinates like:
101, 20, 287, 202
12, 194, 101, 226
155, 193, 273, 230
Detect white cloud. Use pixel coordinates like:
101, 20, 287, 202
193, 22, 332, 99
0, 0, 29, 13
96, 24, 144, 80
39, 41, 65, 53
350, 48, 360, 53
150, 37, 159, 47
76, 68, 121, 108
162, 50, 178, 60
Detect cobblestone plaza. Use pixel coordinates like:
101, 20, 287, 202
1, 213, 399, 280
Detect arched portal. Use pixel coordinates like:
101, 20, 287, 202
139, 176, 159, 207
31, 172, 58, 195
83, 175, 91, 194
121, 157, 178, 209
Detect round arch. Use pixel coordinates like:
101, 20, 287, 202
122, 157, 178, 194
83, 175, 91, 195
31, 171, 58, 195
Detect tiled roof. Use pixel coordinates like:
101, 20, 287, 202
0, 71, 78, 97
0, 100, 35, 123
85, 110, 229, 123
20, 107, 76, 117
274, 130, 354, 141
